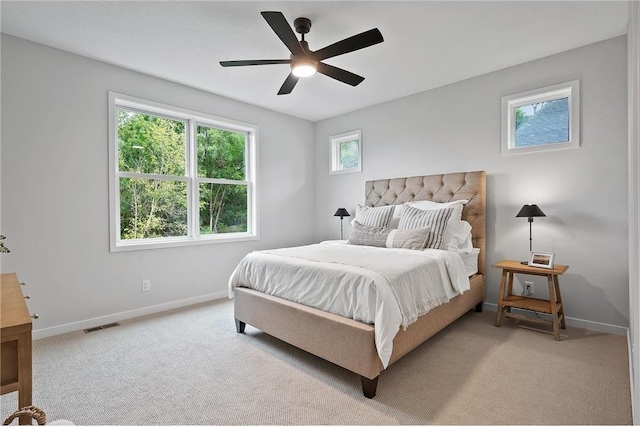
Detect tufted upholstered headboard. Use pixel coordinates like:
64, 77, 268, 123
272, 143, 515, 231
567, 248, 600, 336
365, 171, 486, 276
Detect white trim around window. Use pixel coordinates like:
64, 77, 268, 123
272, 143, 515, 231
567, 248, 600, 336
501, 80, 580, 156
330, 129, 362, 175
108, 92, 259, 252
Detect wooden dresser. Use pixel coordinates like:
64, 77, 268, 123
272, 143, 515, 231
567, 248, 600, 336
1, 273, 33, 421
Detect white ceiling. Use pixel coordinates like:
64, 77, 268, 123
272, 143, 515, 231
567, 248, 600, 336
0, 1, 629, 122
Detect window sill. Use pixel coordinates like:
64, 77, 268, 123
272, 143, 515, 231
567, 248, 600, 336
110, 233, 259, 252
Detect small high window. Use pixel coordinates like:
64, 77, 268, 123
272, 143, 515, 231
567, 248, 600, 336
501, 80, 580, 155
330, 129, 362, 175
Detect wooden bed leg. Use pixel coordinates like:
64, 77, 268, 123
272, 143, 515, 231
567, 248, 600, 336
235, 319, 245, 333
361, 376, 378, 399
475, 302, 483, 312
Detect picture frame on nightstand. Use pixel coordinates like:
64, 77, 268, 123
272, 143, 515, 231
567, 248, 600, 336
529, 251, 555, 269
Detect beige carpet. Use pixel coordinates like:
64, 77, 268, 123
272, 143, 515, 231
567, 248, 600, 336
0, 298, 632, 425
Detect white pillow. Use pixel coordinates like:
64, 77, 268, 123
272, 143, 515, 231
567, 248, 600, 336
407, 199, 469, 222
443, 220, 473, 253
354, 204, 395, 228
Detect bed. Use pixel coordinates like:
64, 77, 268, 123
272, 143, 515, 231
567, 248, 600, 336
229, 171, 486, 398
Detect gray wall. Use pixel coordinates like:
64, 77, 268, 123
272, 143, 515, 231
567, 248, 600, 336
0, 35, 316, 336
1, 33, 630, 337
315, 36, 629, 332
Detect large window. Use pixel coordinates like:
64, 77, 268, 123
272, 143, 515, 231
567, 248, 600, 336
109, 93, 257, 251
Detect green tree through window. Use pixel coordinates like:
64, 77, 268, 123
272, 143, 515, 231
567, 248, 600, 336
118, 111, 188, 239
197, 125, 247, 234
339, 140, 359, 170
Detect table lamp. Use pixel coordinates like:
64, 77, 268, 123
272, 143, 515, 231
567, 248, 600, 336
334, 208, 350, 240
516, 204, 546, 264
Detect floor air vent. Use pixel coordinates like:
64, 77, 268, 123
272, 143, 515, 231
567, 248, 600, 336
84, 322, 120, 333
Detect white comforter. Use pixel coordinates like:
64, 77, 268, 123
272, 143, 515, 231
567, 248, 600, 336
228, 241, 470, 368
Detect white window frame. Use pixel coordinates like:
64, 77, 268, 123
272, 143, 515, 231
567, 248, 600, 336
501, 80, 580, 156
329, 129, 362, 175
108, 92, 258, 252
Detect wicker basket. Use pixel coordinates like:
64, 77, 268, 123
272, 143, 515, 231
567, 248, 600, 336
3, 406, 47, 425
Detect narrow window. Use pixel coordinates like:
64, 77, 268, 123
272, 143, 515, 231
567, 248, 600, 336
330, 129, 362, 174
196, 124, 248, 235
117, 109, 188, 240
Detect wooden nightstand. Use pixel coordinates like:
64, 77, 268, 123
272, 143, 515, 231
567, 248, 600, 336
492, 260, 569, 340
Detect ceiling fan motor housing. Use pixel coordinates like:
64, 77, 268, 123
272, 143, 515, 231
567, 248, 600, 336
294, 17, 312, 35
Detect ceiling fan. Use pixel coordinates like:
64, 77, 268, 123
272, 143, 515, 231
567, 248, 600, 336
220, 11, 384, 95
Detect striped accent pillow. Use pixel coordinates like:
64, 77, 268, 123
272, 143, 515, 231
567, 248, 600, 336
348, 221, 431, 250
355, 205, 395, 228
408, 199, 468, 222
348, 221, 391, 247
386, 227, 432, 250
398, 204, 454, 249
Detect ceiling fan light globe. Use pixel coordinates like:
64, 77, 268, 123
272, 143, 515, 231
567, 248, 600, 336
291, 56, 318, 78
292, 64, 317, 77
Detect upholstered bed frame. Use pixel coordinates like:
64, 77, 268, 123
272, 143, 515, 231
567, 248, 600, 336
234, 171, 486, 398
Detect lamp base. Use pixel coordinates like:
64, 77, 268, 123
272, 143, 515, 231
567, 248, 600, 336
520, 261, 529, 265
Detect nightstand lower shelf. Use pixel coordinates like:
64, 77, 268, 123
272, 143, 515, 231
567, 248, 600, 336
501, 296, 565, 327
502, 295, 561, 313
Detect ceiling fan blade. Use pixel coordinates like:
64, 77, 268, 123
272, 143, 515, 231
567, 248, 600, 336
277, 73, 299, 95
317, 62, 365, 86
261, 11, 304, 57
220, 59, 291, 67
312, 28, 384, 61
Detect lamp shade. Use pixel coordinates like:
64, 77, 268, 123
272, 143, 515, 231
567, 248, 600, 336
334, 208, 350, 218
516, 204, 546, 218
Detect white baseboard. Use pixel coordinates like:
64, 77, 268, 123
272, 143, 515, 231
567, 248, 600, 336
35, 296, 629, 340
483, 302, 629, 337
32, 291, 229, 340
628, 329, 636, 425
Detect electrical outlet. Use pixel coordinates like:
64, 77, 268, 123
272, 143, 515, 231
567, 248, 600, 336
142, 279, 151, 292
524, 281, 533, 296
